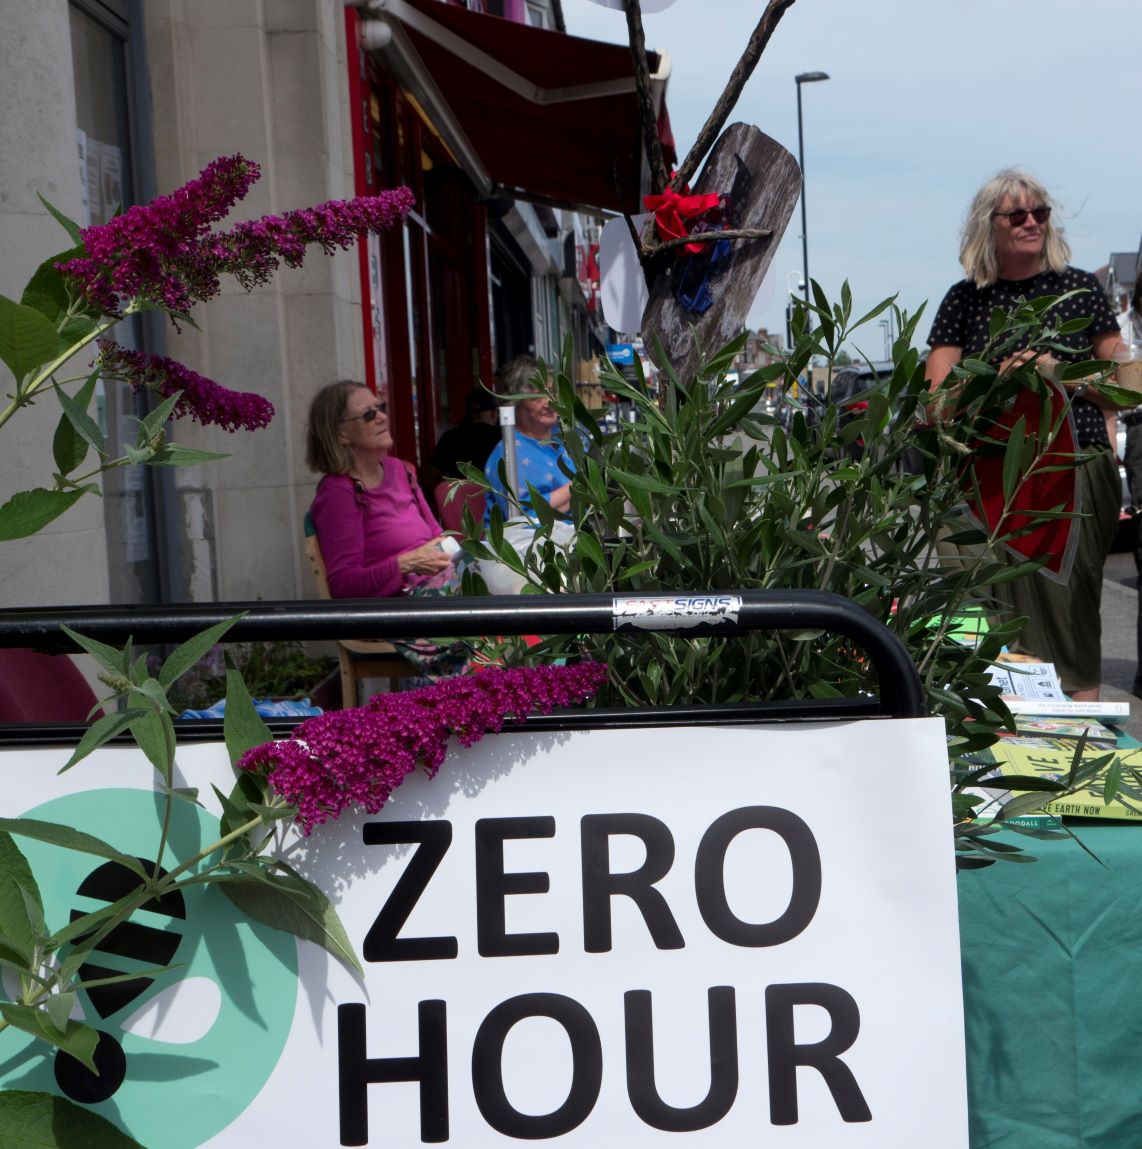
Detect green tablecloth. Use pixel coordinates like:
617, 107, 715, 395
958, 824, 1142, 1147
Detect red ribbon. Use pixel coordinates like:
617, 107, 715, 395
643, 188, 721, 255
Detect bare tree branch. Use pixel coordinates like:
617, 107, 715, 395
673, 0, 799, 189
642, 226, 773, 256
623, 0, 669, 195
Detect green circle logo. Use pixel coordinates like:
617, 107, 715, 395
0, 788, 298, 1149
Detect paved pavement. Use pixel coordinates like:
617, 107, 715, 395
1101, 546, 1140, 741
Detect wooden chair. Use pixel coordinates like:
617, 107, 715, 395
303, 516, 415, 709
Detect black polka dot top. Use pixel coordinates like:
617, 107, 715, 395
928, 267, 1119, 449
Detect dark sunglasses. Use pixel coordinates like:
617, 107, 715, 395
992, 205, 1051, 227
342, 401, 387, 424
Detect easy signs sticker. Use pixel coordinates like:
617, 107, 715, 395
1, 720, 966, 1147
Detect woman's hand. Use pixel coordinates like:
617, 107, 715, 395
999, 349, 1059, 378
397, 538, 453, 576
547, 482, 572, 514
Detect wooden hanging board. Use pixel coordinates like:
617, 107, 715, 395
641, 123, 801, 383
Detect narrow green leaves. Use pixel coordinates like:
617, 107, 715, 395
52, 371, 103, 475
223, 666, 273, 767
58, 709, 146, 774
38, 194, 84, 245
158, 614, 246, 690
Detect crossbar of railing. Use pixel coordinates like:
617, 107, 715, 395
0, 589, 925, 721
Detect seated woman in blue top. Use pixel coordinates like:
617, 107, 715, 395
480, 355, 576, 594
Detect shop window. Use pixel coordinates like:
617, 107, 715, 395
70, 1, 164, 604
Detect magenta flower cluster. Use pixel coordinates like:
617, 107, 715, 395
56, 155, 415, 317
239, 663, 609, 834
98, 341, 274, 433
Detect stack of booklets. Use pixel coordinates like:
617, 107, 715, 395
967, 661, 1139, 822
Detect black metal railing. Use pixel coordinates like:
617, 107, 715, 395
0, 589, 925, 745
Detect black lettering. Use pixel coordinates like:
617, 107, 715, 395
624, 987, 738, 1131
476, 817, 558, 957
694, 807, 821, 947
471, 993, 602, 1138
765, 982, 872, 1125
338, 1000, 449, 1145
581, 814, 684, 952
363, 821, 458, 962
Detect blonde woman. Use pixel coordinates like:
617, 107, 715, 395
926, 169, 1126, 701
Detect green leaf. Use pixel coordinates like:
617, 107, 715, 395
44, 991, 76, 1035
49, 893, 137, 949
128, 707, 175, 785
1057, 359, 1102, 381
607, 466, 683, 496
0, 296, 63, 384
1102, 756, 1123, 804
75, 963, 180, 993
60, 625, 125, 679
52, 371, 102, 475
706, 389, 766, 439
20, 245, 84, 323
59, 709, 147, 774
223, 668, 273, 768
0, 1004, 100, 1071
0, 819, 146, 878
0, 833, 44, 965
53, 376, 106, 465
131, 679, 175, 716
1001, 415, 1027, 502
122, 443, 154, 466
38, 193, 84, 245
137, 392, 182, 440
158, 615, 245, 690
987, 557, 1046, 585
0, 487, 88, 540
149, 442, 230, 467
0, 1090, 149, 1149
218, 867, 363, 976
217, 771, 271, 840
57, 314, 98, 350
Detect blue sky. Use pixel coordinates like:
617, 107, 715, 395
561, 0, 1140, 359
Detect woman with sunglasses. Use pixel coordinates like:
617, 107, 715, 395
926, 169, 1127, 701
306, 380, 455, 599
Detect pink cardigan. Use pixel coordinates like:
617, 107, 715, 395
310, 459, 443, 598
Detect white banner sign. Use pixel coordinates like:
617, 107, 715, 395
1, 720, 966, 1147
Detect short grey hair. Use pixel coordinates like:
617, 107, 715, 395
496, 355, 547, 401
959, 168, 1070, 287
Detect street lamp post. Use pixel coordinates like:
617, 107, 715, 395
795, 71, 829, 308
785, 270, 804, 351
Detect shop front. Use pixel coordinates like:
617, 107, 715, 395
343, 0, 673, 463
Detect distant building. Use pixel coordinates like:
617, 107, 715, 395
1102, 246, 1141, 313
731, 327, 785, 375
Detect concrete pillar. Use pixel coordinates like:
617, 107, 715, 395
143, 0, 364, 603
0, 0, 112, 607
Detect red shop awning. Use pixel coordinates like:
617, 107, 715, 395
362, 0, 674, 215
